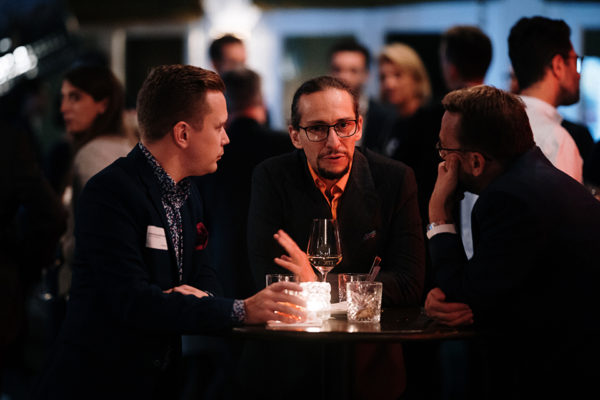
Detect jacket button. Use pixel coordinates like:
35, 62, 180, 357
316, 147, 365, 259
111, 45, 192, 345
153, 359, 161, 368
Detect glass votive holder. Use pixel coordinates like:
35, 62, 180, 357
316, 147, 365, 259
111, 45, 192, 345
299, 282, 331, 322
265, 273, 298, 287
347, 281, 382, 323
337, 273, 369, 302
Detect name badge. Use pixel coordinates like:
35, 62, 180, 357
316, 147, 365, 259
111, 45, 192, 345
146, 225, 168, 250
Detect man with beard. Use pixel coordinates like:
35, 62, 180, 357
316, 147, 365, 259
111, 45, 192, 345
424, 85, 600, 398
243, 76, 424, 399
508, 16, 583, 182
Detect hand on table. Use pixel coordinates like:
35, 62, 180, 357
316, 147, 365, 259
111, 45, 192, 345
273, 229, 317, 282
425, 287, 473, 326
244, 281, 306, 324
164, 284, 209, 299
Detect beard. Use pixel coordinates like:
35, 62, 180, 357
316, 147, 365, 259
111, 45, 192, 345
558, 82, 580, 106
316, 151, 351, 180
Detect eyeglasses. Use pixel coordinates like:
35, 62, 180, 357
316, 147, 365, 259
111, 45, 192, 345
563, 53, 584, 74
435, 141, 491, 160
298, 120, 358, 142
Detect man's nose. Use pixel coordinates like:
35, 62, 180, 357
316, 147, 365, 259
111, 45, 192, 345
325, 126, 342, 147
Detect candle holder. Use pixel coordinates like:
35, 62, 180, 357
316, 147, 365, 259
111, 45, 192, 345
299, 282, 331, 322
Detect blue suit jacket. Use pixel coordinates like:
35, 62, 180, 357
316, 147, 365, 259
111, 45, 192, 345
34, 145, 235, 399
430, 147, 600, 396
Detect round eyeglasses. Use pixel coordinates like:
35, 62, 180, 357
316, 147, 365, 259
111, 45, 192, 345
298, 120, 358, 142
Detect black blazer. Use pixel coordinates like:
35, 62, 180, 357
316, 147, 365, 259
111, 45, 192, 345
429, 147, 600, 396
247, 147, 425, 306
34, 145, 236, 399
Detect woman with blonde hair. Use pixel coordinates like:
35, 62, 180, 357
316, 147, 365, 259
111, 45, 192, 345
378, 43, 432, 117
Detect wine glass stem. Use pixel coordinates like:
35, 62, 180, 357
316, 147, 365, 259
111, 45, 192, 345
322, 272, 328, 282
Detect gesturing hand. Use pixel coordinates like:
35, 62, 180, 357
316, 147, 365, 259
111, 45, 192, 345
244, 281, 306, 324
424, 287, 473, 326
273, 229, 317, 282
164, 285, 209, 299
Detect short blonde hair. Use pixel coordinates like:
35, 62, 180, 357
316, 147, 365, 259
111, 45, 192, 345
379, 43, 432, 105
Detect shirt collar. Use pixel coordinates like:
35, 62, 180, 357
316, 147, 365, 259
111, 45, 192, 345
520, 95, 563, 124
138, 142, 191, 206
307, 159, 351, 195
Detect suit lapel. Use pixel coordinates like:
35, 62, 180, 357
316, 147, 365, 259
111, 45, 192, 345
337, 149, 380, 270
131, 146, 180, 283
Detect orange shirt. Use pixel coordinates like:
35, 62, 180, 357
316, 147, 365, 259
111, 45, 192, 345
307, 161, 351, 220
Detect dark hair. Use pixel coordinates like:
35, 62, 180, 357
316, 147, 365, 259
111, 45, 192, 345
209, 34, 244, 64
290, 76, 359, 129
136, 65, 225, 142
221, 68, 262, 114
63, 65, 124, 147
442, 85, 535, 164
329, 39, 371, 70
441, 26, 492, 81
508, 16, 572, 90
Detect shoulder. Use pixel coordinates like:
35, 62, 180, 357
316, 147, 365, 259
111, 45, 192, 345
80, 149, 141, 200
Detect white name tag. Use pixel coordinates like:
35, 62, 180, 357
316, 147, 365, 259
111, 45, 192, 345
146, 225, 168, 250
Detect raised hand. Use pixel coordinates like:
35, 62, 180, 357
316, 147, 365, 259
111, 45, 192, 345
273, 229, 317, 282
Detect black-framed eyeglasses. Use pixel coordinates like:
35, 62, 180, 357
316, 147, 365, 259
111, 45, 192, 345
435, 141, 491, 161
298, 119, 358, 142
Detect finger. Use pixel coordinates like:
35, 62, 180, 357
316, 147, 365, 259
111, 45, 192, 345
274, 302, 306, 321
280, 255, 292, 262
274, 230, 302, 253
431, 309, 473, 325
273, 257, 301, 274
444, 312, 475, 327
270, 281, 303, 293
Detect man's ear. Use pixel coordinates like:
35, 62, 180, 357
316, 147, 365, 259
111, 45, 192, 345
469, 152, 487, 177
354, 115, 363, 142
550, 53, 566, 80
172, 121, 190, 149
288, 125, 303, 149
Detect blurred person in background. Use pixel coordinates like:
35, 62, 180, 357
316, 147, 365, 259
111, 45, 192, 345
56, 65, 136, 305
209, 34, 247, 75
378, 43, 432, 122
509, 16, 583, 182
378, 43, 442, 264
328, 39, 396, 154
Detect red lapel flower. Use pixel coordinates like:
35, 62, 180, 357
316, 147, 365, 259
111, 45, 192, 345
195, 222, 209, 250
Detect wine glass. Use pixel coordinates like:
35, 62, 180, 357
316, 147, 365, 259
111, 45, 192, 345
306, 218, 342, 282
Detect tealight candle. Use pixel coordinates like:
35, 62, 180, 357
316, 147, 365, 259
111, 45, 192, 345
299, 282, 331, 322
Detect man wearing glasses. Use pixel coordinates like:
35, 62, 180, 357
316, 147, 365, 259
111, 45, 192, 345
425, 85, 600, 398
244, 76, 424, 399
508, 16, 583, 182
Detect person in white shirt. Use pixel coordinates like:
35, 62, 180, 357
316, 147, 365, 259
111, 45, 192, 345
508, 16, 583, 182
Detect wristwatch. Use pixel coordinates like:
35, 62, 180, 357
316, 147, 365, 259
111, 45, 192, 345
426, 221, 452, 232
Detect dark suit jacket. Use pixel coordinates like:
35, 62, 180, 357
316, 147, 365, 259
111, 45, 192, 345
247, 147, 425, 306
34, 145, 236, 399
430, 147, 600, 396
